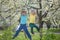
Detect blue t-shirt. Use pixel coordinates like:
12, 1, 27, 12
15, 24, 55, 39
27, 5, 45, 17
20, 15, 27, 24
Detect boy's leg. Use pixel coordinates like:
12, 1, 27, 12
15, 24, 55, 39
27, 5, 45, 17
12, 25, 22, 39
31, 27, 34, 34
33, 24, 39, 32
29, 23, 34, 34
23, 25, 32, 40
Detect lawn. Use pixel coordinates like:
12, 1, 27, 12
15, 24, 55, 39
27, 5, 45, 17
0, 25, 60, 40
11, 28, 60, 40
12, 31, 60, 40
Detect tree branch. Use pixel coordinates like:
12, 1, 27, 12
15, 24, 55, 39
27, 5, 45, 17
42, 10, 48, 18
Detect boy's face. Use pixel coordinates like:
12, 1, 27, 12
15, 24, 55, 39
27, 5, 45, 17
22, 13, 26, 15
21, 11, 26, 16
31, 12, 35, 15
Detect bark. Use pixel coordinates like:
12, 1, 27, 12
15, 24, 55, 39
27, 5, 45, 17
38, 0, 43, 40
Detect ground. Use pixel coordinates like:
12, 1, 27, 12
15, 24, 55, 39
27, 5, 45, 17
0, 27, 60, 40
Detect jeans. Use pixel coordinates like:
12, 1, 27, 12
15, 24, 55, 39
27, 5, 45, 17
13, 24, 32, 40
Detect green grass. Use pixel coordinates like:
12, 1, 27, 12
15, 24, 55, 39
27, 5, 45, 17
12, 32, 60, 40
0, 30, 60, 40
0, 25, 60, 40
49, 28, 60, 32
13, 32, 40, 40
12, 28, 60, 40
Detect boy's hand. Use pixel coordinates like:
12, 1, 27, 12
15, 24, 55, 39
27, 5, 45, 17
18, 19, 20, 22
18, 18, 21, 23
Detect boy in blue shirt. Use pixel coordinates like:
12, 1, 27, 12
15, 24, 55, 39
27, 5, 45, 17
12, 10, 32, 40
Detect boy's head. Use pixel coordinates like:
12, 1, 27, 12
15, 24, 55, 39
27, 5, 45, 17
31, 10, 36, 15
21, 10, 27, 15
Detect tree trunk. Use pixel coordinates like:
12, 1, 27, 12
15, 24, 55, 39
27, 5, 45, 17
38, 0, 43, 40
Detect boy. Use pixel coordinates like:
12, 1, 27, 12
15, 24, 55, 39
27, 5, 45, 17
29, 10, 39, 34
12, 10, 32, 40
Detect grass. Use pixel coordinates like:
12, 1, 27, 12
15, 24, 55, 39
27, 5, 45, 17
0, 24, 60, 40
12, 32, 60, 40
12, 28, 60, 40
49, 28, 60, 32
13, 32, 40, 40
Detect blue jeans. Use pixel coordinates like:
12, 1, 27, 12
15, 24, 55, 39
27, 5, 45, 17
13, 24, 32, 40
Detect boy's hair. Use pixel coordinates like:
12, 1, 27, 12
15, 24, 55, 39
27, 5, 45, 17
31, 9, 36, 13
21, 10, 26, 13
22, 11, 26, 13
31, 10, 35, 12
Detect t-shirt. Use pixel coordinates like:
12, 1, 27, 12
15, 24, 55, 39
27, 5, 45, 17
20, 15, 27, 24
29, 14, 36, 23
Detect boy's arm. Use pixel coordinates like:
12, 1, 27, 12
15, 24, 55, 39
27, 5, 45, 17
18, 18, 21, 23
27, 14, 30, 22
35, 15, 39, 24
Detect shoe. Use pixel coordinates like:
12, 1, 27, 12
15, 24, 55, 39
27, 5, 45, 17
38, 28, 40, 32
31, 32, 34, 34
